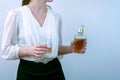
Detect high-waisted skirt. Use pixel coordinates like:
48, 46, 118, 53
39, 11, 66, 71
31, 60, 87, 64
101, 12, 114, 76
16, 58, 65, 80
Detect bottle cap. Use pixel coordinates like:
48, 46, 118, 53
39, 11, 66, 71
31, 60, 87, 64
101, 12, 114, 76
78, 27, 83, 33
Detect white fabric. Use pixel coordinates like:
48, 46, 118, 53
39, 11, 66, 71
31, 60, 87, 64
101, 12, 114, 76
0, 6, 62, 64
0, 9, 20, 60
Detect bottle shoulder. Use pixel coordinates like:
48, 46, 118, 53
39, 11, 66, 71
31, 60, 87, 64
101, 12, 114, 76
74, 33, 86, 39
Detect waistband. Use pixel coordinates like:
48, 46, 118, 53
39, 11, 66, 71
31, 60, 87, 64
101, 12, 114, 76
20, 58, 59, 65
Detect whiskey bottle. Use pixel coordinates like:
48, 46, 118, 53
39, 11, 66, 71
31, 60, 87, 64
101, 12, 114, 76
73, 26, 86, 53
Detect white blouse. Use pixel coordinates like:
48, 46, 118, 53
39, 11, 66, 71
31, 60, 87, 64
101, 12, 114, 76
0, 6, 62, 63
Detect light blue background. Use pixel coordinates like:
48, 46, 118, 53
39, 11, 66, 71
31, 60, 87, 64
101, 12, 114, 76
0, 0, 120, 80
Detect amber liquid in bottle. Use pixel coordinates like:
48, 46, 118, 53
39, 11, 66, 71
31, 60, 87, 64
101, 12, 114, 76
73, 39, 85, 53
73, 27, 86, 54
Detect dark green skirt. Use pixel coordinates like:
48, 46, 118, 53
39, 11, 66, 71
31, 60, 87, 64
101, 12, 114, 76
16, 58, 65, 80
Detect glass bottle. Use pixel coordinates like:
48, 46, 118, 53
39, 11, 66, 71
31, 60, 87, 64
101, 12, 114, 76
73, 26, 86, 53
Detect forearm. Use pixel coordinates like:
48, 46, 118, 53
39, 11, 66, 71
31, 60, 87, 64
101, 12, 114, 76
58, 45, 72, 55
18, 46, 34, 58
18, 44, 49, 58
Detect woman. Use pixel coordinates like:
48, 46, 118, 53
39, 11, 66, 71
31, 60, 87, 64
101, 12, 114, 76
1, 0, 86, 80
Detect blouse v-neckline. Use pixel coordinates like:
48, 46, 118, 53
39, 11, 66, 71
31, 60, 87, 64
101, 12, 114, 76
25, 6, 49, 28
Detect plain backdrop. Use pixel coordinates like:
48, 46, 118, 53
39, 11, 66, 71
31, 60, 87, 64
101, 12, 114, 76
0, 0, 120, 80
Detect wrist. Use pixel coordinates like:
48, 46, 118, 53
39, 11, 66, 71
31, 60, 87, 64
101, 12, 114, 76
18, 46, 33, 58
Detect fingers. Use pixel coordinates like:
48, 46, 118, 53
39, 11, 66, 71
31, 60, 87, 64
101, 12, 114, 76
34, 53, 45, 58
33, 44, 49, 58
35, 47, 48, 52
34, 50, 48, 54
70, 40, 75, 49
36, 44, 48, 48
34, 44, 49, 54
81, 48, 86, 53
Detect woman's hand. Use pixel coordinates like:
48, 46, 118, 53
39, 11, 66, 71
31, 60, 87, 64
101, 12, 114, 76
19, 44, 49, 58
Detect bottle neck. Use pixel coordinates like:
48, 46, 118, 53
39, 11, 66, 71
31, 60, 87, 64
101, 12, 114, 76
78, 32, 83, 35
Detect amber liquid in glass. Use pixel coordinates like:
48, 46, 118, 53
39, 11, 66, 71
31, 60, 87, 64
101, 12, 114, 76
48, 48, 52, 52
73, 39, 85, 53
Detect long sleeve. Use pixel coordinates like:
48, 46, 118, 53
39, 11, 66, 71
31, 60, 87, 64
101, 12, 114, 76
0, 10, 20, 60
58, 14, 62, 45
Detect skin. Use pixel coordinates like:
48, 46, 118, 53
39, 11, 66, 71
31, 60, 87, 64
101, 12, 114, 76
19, 0, 86, 58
